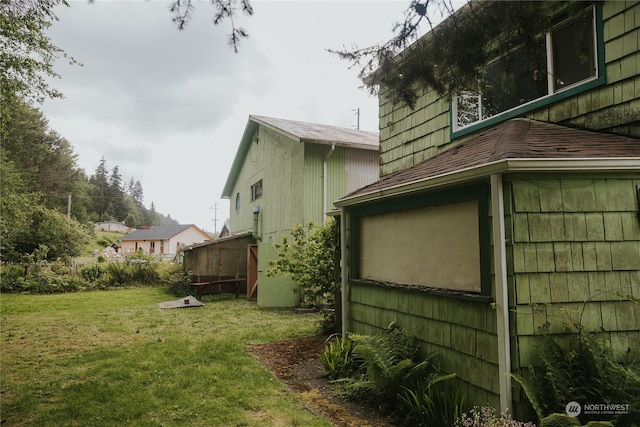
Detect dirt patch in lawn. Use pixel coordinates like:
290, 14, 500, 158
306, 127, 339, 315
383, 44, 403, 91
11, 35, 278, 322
250, 336, 397, 427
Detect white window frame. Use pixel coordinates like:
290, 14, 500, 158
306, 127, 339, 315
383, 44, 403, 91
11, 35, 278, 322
251, 180, 263, 201
452, 5, 598, 132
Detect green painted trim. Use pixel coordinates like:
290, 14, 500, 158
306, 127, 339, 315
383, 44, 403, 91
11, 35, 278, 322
450, 3, 606, 140
222, 119, 258, 198
350, 184, 489, 217
349, 279, 493, 303
478, 193, 492, 296
348, 183, 493, 299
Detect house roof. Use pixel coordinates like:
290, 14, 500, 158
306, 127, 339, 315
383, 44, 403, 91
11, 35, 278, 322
122, 225, 202, 241
222, 115, 380, 198
250, 115, 379, 150
336, 119, 640, 206
182, 231, 254, 251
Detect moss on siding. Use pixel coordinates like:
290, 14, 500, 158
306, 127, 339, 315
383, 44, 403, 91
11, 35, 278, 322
348, 280, 500, 408
507, 174, 640, 371
376, 1, 640, 178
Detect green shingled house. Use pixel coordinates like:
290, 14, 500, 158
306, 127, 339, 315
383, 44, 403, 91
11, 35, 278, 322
222, 115, 379, 307
335, 0, 639, 417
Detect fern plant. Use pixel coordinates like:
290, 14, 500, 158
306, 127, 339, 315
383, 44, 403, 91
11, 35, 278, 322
339, 323, 437, 413
510, 323, 640, 425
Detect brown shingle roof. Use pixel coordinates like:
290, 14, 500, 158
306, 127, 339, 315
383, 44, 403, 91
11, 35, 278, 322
338, 119, 639, 204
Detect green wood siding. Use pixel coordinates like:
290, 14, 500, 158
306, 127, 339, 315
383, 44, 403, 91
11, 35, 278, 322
507, 174, 640, 368
348, 282, 501, 409
346, 0, 638, 415
229, 126, 378, 307
377, 1, 639, 177
228, 126, 305, 307
229, 126, 305, 235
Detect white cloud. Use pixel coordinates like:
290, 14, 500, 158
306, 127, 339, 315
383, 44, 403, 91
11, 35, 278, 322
41, 0, 413, 232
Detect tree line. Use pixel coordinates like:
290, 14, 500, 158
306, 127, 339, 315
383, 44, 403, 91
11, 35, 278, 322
0, 96, 176, 263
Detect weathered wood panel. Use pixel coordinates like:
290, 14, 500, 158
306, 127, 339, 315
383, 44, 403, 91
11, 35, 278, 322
506, 174, 640, 370
182, 233, 255, 295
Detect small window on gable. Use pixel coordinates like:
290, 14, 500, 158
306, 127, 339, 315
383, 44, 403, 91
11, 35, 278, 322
454, 5, 598, 131
235, 192, 241, 213
251, 180, 263, 201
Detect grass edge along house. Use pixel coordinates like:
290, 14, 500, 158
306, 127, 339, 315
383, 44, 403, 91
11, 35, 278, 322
335, 0, 639, 421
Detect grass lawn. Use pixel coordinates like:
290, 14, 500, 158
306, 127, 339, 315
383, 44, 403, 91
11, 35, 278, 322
0, 288, 331, 427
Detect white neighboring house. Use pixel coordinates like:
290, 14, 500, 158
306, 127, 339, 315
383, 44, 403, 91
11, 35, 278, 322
94, 221, 131, 233
121, 225, 211, 257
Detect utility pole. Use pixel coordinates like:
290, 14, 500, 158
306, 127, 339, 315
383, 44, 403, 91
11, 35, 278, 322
67, 194, 72, 218
353, 107, 360, 130
210, 202, 219, 234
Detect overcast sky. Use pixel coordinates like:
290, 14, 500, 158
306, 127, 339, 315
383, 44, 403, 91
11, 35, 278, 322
41, 0, 418, 233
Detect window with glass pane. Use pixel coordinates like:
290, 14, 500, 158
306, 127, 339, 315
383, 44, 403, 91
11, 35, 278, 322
251, 180, 263, 201
454, 6, 596, 131
552, 11, 596, 91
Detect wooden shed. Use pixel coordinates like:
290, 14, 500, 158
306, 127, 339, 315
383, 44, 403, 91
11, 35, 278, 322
182, 232, 256, 297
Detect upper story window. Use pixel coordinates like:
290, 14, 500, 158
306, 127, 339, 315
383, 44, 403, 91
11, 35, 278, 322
235, 192, 241, 213
251, 180, 263, 201
453, 5, 598, 131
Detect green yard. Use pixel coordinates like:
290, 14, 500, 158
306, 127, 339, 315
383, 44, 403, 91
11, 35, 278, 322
0, 289, 331, 426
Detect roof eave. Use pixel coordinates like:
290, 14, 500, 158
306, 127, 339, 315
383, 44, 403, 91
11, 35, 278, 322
303, 138, 379, 151
222, 119, 259, 198
335, 157, 640, 207
251, 115, 302, 143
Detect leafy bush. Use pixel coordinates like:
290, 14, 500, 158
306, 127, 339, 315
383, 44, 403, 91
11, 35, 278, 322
540, 413, 581, 427
267, 218, 338, 308
510, 323, 640, 425
455, 406, 536, 427
1, 245, 89, 293
102, 252, 161, 287
80, 263, 105, 283
161, 263, 192, 296
334, 324, 460, 420
0, 264, 26, 292
320, 324, 464, 425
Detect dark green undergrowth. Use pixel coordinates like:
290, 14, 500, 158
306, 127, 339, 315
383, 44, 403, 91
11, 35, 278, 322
1, 249, 185, 294
511, 323, 640, 426
319, 323, 468, 426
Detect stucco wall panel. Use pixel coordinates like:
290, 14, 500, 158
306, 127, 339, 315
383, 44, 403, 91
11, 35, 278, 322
359, 200, 481, 291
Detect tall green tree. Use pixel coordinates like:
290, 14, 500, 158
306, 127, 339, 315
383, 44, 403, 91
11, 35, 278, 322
0, 0, 78, 137
1, 97, 84, 214
127, 177, 144, 208
107, 165, 127, 220
89, 157, 109, 220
